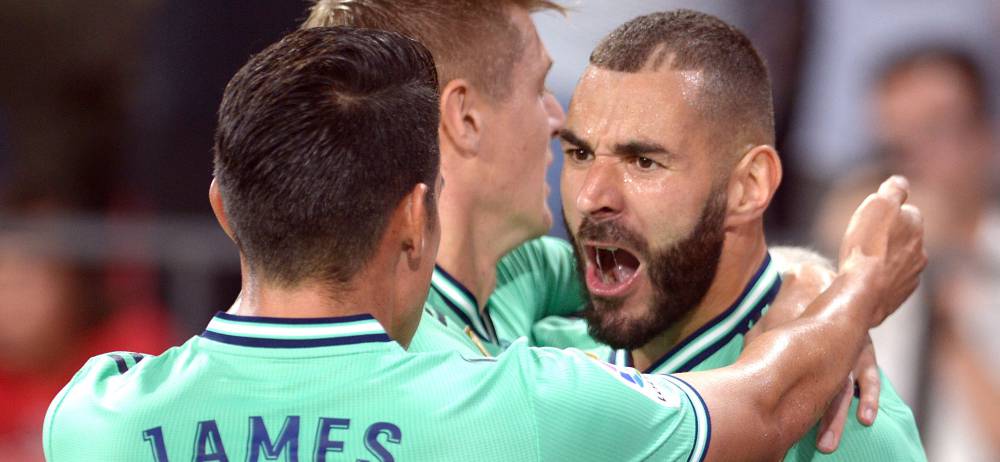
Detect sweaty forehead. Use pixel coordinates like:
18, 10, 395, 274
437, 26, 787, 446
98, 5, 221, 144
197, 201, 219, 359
567, 66, 705, 148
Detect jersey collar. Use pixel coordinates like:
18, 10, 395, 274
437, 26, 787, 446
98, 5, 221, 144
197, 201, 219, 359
201, 312, 393, 349
430, 265, 498, 343
609, 253, 782, 374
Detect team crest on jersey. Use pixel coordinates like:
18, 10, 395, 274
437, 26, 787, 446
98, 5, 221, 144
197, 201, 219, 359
594, 360, 681, 408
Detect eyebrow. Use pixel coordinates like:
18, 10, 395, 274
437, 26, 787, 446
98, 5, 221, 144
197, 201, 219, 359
558, 129, 594, 153
559, 129, 675, 159
615, 140, 670, 158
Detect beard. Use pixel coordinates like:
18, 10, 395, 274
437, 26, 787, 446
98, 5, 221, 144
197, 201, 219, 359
566, 186, 727, 350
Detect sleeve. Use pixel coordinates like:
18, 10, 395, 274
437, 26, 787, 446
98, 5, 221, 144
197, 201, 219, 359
783, 371, 927, 461
497, 237, 586, 322
535, 237, 588, 318
43, 356, 102, 461
530, 314, 605, 350
515, 345, 712, 462
43, 353, 146, 461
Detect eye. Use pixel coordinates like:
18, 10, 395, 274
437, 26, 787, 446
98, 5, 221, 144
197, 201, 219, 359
565, 148, 592, 162
633, 156, 658, 171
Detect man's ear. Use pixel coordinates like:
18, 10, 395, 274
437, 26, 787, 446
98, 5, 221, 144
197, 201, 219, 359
399, 182, 436, 267
209, 178, 236, 241
439, 78, 484, 158
725, 145, 782, 228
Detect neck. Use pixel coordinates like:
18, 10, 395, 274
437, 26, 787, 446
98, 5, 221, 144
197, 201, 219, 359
228, 257, 413, 347
435, 160, 536, 309
631, 222, 768, 371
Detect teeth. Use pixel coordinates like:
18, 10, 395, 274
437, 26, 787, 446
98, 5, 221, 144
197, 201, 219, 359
592, 245, 633, 286
595, 247, 620, 284
596, 248, 607, 282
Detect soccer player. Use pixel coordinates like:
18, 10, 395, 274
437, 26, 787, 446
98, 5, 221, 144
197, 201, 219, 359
44, 26, 926, 461
302, 1, 885, 449
543, 10, 926, 460
303, 0, 580, 357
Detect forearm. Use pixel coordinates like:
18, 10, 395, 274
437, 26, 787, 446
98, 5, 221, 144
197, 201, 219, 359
680, 269, 876, 461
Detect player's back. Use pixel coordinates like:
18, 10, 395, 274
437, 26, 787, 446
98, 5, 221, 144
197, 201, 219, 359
44, 312, 709, 462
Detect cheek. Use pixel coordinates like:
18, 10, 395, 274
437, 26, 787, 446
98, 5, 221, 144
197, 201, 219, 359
623, 179, 700, 242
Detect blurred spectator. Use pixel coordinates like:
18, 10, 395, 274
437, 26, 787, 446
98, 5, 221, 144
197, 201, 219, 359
815, 48, 1000, 461
0, 202, 174, 460
790, 0, 998, 180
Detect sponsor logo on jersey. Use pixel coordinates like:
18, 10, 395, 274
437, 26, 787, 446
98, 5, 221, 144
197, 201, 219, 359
594, 360, 681, 408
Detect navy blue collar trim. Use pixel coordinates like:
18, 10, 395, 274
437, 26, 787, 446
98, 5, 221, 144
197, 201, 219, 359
642, 254, 780, 373
432, 264, 497, 343
434, 264, 481, 306
200, 311, 391, 349
201, 331, 392, 348
431, 285, 490, 342
213, 311, 377, 325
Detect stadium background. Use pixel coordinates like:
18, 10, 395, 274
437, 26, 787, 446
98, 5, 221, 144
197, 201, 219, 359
1, 0, 997, 460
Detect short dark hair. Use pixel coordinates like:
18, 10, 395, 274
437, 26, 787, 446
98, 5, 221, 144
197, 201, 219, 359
302, 0, 564, 101
213, 27, 440, 287
590, 9, 774, 151
876, 46, 992, 118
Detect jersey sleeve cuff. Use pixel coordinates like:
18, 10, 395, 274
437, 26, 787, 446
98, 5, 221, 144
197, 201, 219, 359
662, 374, 711, 462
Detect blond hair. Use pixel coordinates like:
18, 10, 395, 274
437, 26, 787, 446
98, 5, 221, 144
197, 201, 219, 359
303, 0, 564, 100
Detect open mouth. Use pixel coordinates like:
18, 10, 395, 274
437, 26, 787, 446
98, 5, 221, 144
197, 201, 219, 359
585, 244, 642, 297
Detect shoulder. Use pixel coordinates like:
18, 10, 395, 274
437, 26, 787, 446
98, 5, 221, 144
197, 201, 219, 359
43, 350, 164, 459
51, 350, 154, 400
498, 237, 574, 273
46, 349, 166, 411
500, 341, 694, 412
498, 343, 710, 461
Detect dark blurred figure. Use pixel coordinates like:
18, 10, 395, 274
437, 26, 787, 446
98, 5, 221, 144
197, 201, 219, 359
0, 1, 153, 211
815, 48, 999, 461
129, 1, 304, 214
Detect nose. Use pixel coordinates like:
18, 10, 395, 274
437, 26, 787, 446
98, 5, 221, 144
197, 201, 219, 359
575, 158, 623, 220
543, 91, 565, 137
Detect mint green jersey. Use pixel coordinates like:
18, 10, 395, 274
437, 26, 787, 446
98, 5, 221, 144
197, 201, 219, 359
410, 236, 585, 356
45, 312, 710, 461
534, 254, 927, 461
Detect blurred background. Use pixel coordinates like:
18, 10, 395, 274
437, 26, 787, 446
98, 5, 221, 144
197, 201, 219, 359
1, 1, 997, 460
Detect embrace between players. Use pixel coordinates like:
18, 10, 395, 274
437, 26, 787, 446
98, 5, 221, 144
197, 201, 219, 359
44, 2, 928, 461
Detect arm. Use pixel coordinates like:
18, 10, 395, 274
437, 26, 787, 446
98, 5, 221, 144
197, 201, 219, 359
680, 176, 926, 461
759, 246, 883, 452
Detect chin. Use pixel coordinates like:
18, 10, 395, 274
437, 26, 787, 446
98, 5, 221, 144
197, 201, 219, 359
540, 208, 554, 233
586, 300, 656, 350
520, 206, 553, 239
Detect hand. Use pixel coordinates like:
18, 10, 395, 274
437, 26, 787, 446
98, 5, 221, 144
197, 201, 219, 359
815, 336, 881, 453
838, 175, 927, 327
746, 253, 883, 453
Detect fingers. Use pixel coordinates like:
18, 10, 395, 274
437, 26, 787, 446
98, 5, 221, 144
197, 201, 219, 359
877, 175, 910, 205
854, 338, 880, 426
817, 377, 853, 453
900, 203, 922, 228
900, 203, 929, 274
